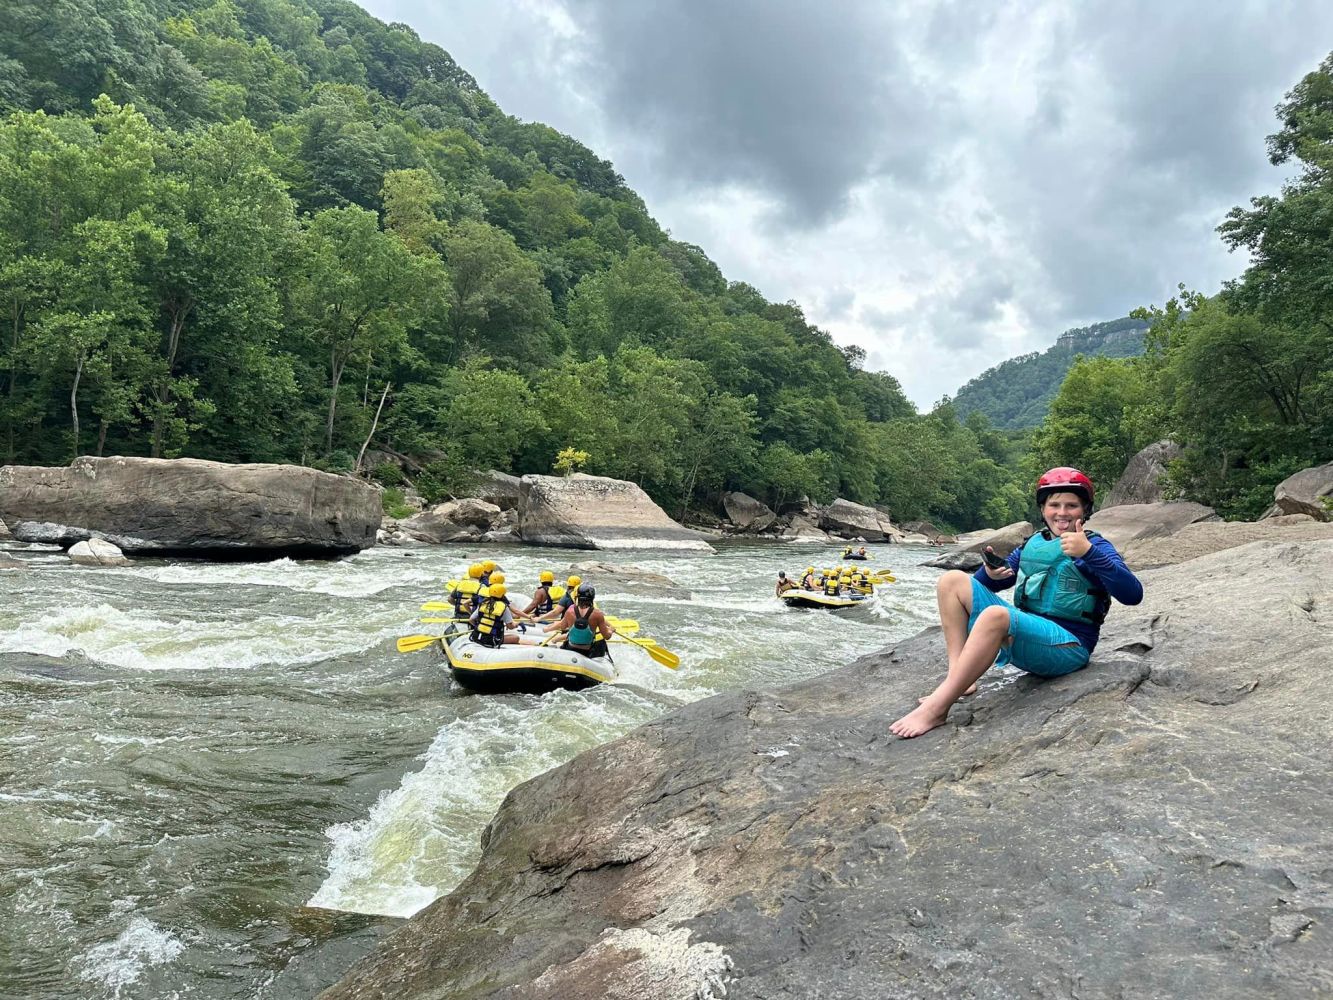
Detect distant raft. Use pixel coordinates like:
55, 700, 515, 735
439, 625, 619, 694
780, 589, 872, 610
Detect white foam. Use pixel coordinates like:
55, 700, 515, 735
78, 915, 184, 994
309, 688, 666, 917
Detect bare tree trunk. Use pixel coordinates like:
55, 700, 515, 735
326, 349, 345, 455
96, 419, 109, 457
70, 353, 84, 460
356, 382, 392, 473
152, 304, 190, 458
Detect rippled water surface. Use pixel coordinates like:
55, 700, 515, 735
1, 539, 945, 998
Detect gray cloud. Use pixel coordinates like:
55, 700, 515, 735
358, 0, 1333, 407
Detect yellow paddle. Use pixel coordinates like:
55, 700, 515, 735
419, 617, 469, 624
396, 634, 443, 654
613, 630, 679, 670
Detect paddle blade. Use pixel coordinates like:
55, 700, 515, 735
419, 617, 467, 624
421, 601, 453, 612
396, 634, 442, 654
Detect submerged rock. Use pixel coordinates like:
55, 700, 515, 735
518, 474, 714, 552
0, 457, 380, 557
321, 539, 1333, 999
563, 561, 691, 600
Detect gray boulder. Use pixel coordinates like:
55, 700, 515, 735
1266, 461, 1333, 521
399, 498, 503, 544
1104, 439, 1183, 507
475, 470, 522, 511
924, 520, 1032, 570
721, 491, 776, 533
1085, 501, 1219, 551
780, 514, 831, 543
518, 474, 714, 552
68, 537, 131, 567
321, 539, 1333, 1000
0, 518, 10, 541
0, 457, 380, 556
819, 497, 898, 541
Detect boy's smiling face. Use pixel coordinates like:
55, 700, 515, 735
1041, 491, 1087, 534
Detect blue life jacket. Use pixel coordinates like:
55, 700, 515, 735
1013, 531, 1109, 625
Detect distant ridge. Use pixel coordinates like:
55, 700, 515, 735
952, 317, 1148, 430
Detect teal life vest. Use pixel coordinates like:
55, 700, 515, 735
1013, 531, 1108, 625
567, 609, 596, 650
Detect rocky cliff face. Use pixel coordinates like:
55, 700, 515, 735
321, 540, 1333, 1000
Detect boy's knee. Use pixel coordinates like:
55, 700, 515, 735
976, 605, 1010, 631
938, 570, 970, 593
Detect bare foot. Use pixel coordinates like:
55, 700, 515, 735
918, 682, 976, 704
890, 699, 950, 738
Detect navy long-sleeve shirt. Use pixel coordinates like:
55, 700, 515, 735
975, 532, 1143, 653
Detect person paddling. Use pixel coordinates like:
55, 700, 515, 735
545, 586, 613, 659
470, 584, 525, 647
522, 571, 557, 619
890, 467, 1143, 739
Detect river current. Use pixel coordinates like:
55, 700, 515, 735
1, 539, 944, 998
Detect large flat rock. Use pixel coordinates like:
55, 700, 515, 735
321, 539, 1333, 1000
0, 457, 381, 556
518, 474, 714, 552
1121, 513, 1333, 569
1085, 501, 1218, 550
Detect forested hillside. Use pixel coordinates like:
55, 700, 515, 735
0, 0, 1032, 530
952, 317, 1147, 430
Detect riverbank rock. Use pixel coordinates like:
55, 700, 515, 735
564, 561, 692, 601
1085, 501, 1219, 550
1264, 461, 1333, 520
924, 520, 1032, 570
475, 470, 521, 511
1104, 439, 1182, 507
398, 498, 504, 543
0, 519, 11, 541
321, 540, 1333, 1000
819, 497, 899, 541
68, 538, 131, 567
1120, 513, 1333, 570
721, 492, 776, 533
0, 457, 380, 557
777, 514, 831, 543
518, 474, 714, 552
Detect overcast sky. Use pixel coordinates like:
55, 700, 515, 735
359, 0, 1333, 409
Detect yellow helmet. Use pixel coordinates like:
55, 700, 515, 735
567, 575, 582, 588
488, 583, 507, 598
468, 563, 484, 580
805, 566, 814, 574
482, 559, 497, 573
824, 568, 834, 576
489, 571, 506, 585
549, 585, 567, 600
478, 585, 491, 598
539, 570, 555, 584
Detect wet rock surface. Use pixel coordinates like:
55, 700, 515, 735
321, 539, 1333, 1000
0, 457, 381, 556
563, 561, 692, 600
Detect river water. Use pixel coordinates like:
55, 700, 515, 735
1, 539, 944, 999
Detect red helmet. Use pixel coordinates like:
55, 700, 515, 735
1036, 467, 1094, 508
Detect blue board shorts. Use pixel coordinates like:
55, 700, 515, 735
968, 577, 1090, 677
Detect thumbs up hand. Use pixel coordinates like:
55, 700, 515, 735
1059, 518, 1092, 558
